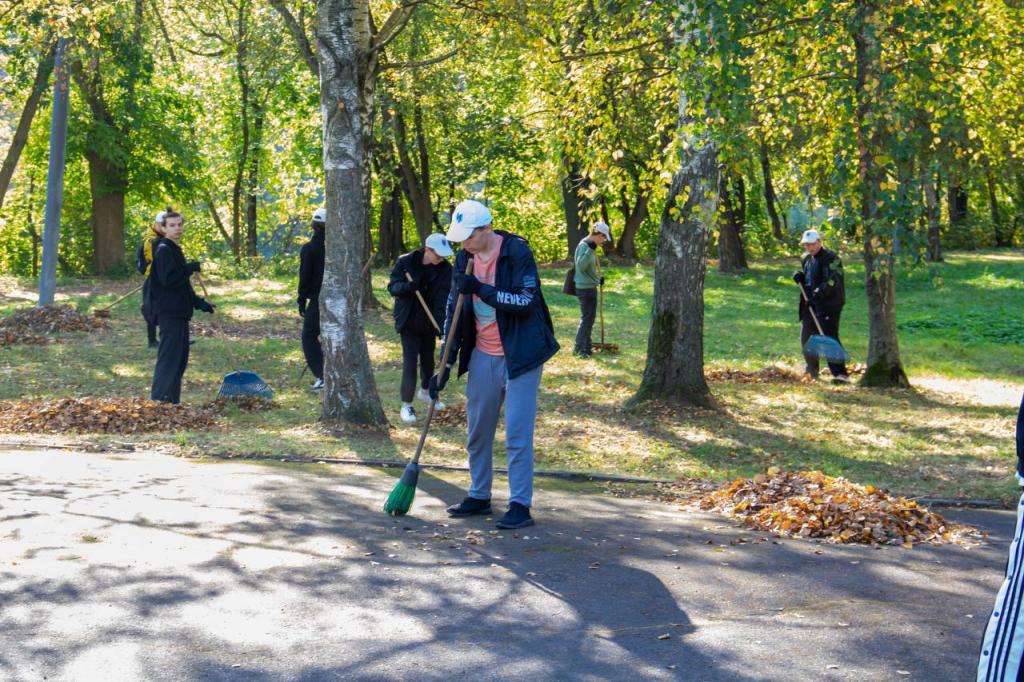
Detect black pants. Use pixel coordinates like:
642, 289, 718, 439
400, 329, 436, 403
151, 317, 190, 404
801, 309, 848, 377
302, 303, 323, 380
141, 278, 157, 343
575, 287, 598, 354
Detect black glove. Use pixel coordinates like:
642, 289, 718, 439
187, 261, 202, 273
457, 274, 482, 296
428, 365, 452, 400
792, 271, 804, 284
298, 299, 307, 317
599, 276, 605, 286
197, 300, 215, 314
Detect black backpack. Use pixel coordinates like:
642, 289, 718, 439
562, 266, 576, 296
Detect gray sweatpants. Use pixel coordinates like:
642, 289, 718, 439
465, 350, 543, 507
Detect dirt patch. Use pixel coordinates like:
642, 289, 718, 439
698, 468, 981, 546
0, 397, 217, 434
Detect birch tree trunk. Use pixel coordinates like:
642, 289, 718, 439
0, 41, 55, 212
316, 0, 387, 426
630, 14, 717, 408
854, 0, 909, 388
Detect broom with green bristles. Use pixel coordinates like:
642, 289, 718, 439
384, 259, 473, 516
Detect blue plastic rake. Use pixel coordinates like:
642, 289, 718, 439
798, 283, 851, 364
218, 371, 274, 399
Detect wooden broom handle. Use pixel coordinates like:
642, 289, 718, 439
405, 271, 441, 334
797, 281, 826, 336
411, 258, 473, 464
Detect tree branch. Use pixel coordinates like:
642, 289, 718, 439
267, 0, 319, 78
379, 46, 460, 71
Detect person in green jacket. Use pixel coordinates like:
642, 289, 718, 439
573, 222, 612, 357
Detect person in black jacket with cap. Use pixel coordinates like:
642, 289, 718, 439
149, 209, 214, 404
792, 228, 849, 383
297, 208, 326, 390
387, 233, 454, 424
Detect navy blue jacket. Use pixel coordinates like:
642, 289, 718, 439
798, 247, 845, 321
1017, 392, 1023, 479
150, 240, 206, 320
443, 230, 559, 380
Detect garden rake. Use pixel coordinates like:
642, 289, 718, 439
797, 281, 850, 364
592, 252, 618, 353
383, 259, 473, 516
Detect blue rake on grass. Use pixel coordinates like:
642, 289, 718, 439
218, 371, 274, 399
798, 282, 851, 364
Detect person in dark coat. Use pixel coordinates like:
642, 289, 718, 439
135, 210, 165, 348
792, 228, 848, 382
297, 208, 326, 390
387, 232, 454, 424
149, 209, 214, 404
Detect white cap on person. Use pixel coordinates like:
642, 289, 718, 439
800, 229, 822, 244
312, 207, 327, 223
592, 222, 612, 242
446, 200, 492, 242
154, 210, 167, 224
425, 233, 454, 257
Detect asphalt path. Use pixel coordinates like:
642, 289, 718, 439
0, 448, 1012, 681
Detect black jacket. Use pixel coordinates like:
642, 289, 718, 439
150, 240, 206, 320
387, 249, 452, 335
1017, 392, 1023, 480
298, 229, 325, 308
444, 230, 559, 380
798, 247, 845, 321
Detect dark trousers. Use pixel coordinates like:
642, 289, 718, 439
302, 303, 323, 380
141, 278, 157, 343
146, 321, 158, 344
801, 309, 848, 377
400, 329, 436, 403
151, 317, 190, 404
575, 287, 598, 354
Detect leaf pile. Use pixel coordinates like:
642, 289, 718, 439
430, 403, 467, 427
0, 397, 217, 434
705, 366, 806, 384
699, 468, 972, 546
0, 330, 50, 347
207, 395, 276, 412
0, 305, 106, 336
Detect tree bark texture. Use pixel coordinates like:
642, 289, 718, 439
923, 167, 942, 262
561, 158, 590, 258
85, 152, 127, 274
316, 0, 387, 426
853, 0, 908, 388
614, 190, 648, 260
0, 41, 55, 212
985, 162, 1008, 246
394, 102, 434, 242
947, 180, 968, 229
717, 171, 748, 272
759, 140, 784, 241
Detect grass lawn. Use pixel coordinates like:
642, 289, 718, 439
1, 250, 1022, 502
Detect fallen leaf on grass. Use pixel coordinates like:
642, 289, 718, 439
0, 397, 217, 434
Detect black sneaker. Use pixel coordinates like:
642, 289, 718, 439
446, 496, 492, 518
148, 340, 159, 349
496, 502, 534, 529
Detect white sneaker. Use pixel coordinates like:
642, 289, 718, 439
400, 404, 417, 424
311, 378, 324, 391
417, 387, 445, 411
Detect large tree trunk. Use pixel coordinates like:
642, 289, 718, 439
717, 171, 748, 272
923, 166, 942, 262
630, 27, 717, 408
985, 161, 1008, 247
854, 0, 908, 388
0, 41, 55, 212
394, 103, 434, 242
86, 152, 127, 273
614, 190, 648, 260
245, 104, 264, 258
759, 140, 784, 241
561, 158, 590, 258
947, 179, 968, 231
316, 0, 387, 427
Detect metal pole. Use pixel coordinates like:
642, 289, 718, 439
38, 37, 69, 307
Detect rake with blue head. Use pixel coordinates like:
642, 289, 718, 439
218, 371, 274, 399
798, 282, 851, 364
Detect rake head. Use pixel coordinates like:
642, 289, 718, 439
804, 334, 850, 363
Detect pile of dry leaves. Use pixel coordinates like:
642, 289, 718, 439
207, 395, 276, 412
0, 397, 217, 434
699, 468, 971, 546
705, 366, 807, 384
0, 305, 106, 346
430, 403, 467, 427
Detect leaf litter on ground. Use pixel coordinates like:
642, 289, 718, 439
0, 397, 217, 434
0, 305, 106, 345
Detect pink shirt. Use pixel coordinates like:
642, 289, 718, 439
472, 235, 504, 357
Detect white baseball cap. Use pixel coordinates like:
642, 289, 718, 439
800, 229, 822, 244
424, 233, 454, 257
312, 207, 327, 223
591, 222, 612, 242
446, 200, 492, 242
154, 210, 167, 224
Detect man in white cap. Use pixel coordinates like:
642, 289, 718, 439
298, 208, 326, 390
573, 222, 612, 357
387, 232, 454, 424
793, 228, 848, 382
428, 199, 560, 529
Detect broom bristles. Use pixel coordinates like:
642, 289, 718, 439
383, 462, 420, 516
